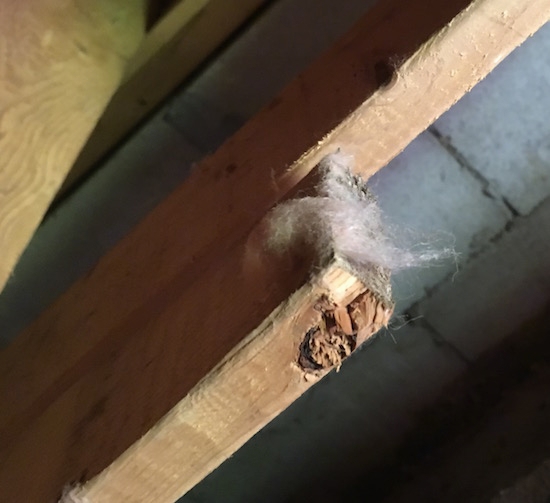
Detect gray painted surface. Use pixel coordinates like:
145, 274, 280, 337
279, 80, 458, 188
0, 1, 549, 501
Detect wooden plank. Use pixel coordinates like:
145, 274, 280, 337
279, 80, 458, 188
1, 0, 548, 501
59, 0, 269, 195
0, 0, 146, 294
72, 263, 392, 502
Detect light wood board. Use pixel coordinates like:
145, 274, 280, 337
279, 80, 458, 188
0, 0, 146, 294
72, 263, 392, 502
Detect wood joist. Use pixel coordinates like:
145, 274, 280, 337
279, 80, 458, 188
1, 0, 548, 501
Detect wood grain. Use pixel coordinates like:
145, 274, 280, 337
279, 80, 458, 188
0, 0, 146, 293
60, 0, 269, 194
71, 263, 391, 502
0, 0, 548, 501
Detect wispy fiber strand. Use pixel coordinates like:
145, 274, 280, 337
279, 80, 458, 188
267, 152, 455, 279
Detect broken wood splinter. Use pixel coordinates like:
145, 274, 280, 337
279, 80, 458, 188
299, 287, 392, 373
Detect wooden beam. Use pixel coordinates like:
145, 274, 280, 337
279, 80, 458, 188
0, 0, 147, 294
59, 0, 269, 195
1, 0, 548, 501
73, 263, 392, 502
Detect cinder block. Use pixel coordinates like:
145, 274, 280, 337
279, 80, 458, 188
420, 196, 550, 360
370, 132, 509, 312
434, 23, 550, 216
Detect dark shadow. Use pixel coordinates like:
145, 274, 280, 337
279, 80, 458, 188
146, 0, 179, 30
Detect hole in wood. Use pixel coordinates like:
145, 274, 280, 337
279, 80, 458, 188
298, 290, 390, 372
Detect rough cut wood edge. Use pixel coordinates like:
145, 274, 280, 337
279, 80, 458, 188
0, 0, 548, 502
59, 0, 268, 195
75, 263, 392, 503
0, 0, 146, 294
